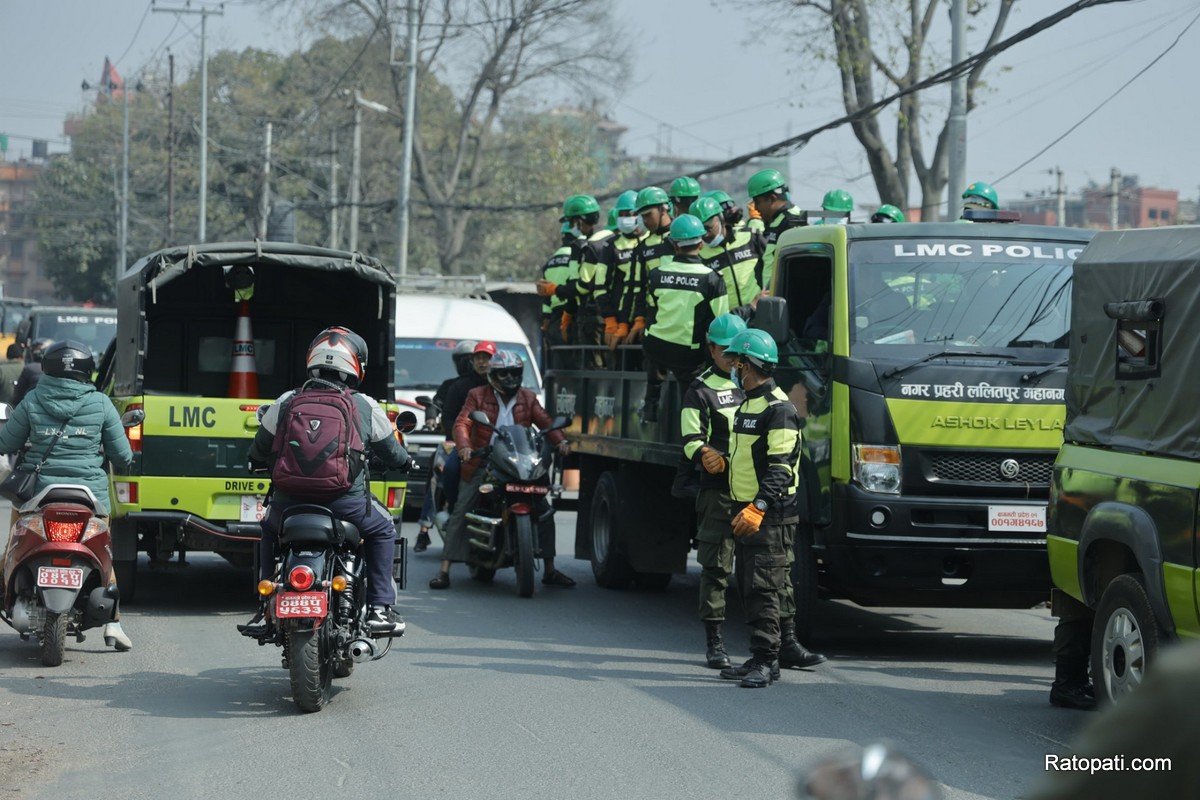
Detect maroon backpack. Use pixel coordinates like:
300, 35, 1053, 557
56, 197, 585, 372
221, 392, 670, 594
270, 387, 366, 501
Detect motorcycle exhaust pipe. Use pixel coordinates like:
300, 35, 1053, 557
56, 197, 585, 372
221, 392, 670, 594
348, 639, 376, 663
468, 537, 493, 551
466, 523, 495, 538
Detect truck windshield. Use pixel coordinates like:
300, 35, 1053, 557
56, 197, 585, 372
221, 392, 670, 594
394, 338, 540, 390
849, 239, 1082, 357
34, 313, 118, 356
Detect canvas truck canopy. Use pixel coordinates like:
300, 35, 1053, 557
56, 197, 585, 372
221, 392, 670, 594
1066, 226, 1200, 459
111, 242, 396, 399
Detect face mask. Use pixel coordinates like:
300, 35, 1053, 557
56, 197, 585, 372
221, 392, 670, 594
707, 231, 725, 248
568, 225, 583, 238
730, 365, 741, 389
617, 217, 638, 235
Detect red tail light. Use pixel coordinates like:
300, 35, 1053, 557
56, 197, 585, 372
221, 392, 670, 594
124, 402, 144, 453
386, 488, 401, 508
43, 505, 92, 543
288, 565, 316, 591
510, 503, 532, 515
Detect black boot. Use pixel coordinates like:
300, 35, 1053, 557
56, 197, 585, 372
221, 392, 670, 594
1049, 659, 1096, 710
704, 621, 731, 669
738, 655, 776, 688
721, 656, 781, 682
414, 529, 431, 553
779, 618, 826, 669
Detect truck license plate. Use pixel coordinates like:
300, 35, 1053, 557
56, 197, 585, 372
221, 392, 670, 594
240, 495, 267, 523
36, 567, 83, 589
987, 505, 1046, 533
274, 592, 328, 619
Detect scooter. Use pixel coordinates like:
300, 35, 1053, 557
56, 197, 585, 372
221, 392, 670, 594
1, 485, 120, 667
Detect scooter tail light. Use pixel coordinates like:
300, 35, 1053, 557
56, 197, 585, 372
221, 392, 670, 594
288, 565, 316, 591
80, 517, 109, 543
510, 503, 532, 515
43, 505, 93, 543
45, 520, 86, 543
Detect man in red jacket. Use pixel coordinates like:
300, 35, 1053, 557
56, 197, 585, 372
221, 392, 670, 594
429, 352, 574, 589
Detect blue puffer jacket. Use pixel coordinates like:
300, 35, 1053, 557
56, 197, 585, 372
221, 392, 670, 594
0, 375, 133, 515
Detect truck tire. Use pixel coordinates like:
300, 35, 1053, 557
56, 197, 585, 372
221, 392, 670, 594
589, 472, 634, 589
791, 525, 819, 643
1091, 574, 1159, 706
113, 559, 137, 604
40, 611, 67, 667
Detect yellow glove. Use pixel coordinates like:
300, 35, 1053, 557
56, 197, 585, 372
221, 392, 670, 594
536, 280, 558, 298
699, 446, 726, 475
731, 503, 765, 537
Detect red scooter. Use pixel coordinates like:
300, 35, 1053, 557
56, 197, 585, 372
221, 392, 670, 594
1, 484, 119, 666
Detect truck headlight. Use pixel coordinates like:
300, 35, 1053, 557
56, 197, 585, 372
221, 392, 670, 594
853, 445, 901, 494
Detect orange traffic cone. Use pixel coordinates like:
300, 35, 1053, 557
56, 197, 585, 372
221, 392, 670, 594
228, 301, 259, 398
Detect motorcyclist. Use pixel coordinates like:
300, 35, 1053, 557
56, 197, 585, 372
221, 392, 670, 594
415, 340, 477, 553
429, 351, 572, 590
13, 338, 53, 406
436, 341, 496, 530
0, 340, 134, 650
248, 326, 412, 635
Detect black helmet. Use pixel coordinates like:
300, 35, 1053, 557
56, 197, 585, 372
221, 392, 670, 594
42, 340, 95, 383
306, 326, 368, 387
29, 338, 54, 363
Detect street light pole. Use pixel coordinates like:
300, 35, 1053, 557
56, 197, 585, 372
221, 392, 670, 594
347, 90, 390, 253
947, 0, 967, 221
119, 83, 130, 288
396, 0, 418, 276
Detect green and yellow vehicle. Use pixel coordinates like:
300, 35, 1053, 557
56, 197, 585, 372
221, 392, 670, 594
1050, 226, 1200, 703
550, 220, 1092, 637
16, 305, 118, 360
0, 297, 35, 354
98, 243, 409, 599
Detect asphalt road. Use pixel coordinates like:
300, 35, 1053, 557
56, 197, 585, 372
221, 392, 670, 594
1, 511, 1091, 800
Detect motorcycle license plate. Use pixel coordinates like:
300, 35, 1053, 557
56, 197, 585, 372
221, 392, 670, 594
275, 592, 328, 619
240, 495, 267, 523
505, 483, 548, 495
36, 567, 83, 589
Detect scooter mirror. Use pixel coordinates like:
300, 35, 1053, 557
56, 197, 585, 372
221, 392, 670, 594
395, 410, 418, 434
121, 408, 146, 428
469, 410, 493, 428
415, 395, 433, 407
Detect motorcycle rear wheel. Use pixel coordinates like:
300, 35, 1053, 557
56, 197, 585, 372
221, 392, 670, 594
515, 515, 536, 599
40, 611, 67, 667
288, 624, 332, 712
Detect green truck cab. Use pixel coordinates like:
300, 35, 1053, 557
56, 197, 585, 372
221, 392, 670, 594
99, 243, 408, 599
550, 221, 1092, 636
1050, 226, 1200, 703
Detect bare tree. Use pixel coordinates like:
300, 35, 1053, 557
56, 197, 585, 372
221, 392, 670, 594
766, 0, 1013, 219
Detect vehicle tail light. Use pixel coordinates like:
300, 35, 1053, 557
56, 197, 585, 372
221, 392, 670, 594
114, 481, 138, 505
123, 403, 144, 453
15, 515, 44, 540
43, 505, 91, 543
330, 576, 347, 592
510, 503, 531, 515
239, 404, 261, 413
386, 488, 401, 508
288, 565, 316, 591
80, 518, 109, 543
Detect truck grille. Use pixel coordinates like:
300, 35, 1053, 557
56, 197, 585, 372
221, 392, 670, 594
929, 453, 1054, 486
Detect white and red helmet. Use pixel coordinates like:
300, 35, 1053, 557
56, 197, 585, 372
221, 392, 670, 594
306, 326, 368, 386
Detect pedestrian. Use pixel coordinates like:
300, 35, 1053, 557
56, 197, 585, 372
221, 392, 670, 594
719, 328, 825, 687
747, 169, 806, 293
1049, 589, 1096, 709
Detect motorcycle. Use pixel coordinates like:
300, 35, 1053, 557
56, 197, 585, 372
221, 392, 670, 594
239, 408, 418, 713
459, 410, 567, 598
1, 484, 120, 667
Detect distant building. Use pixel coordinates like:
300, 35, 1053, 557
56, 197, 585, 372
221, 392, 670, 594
0, 159, 53, 300
1081, 175, 1178, 229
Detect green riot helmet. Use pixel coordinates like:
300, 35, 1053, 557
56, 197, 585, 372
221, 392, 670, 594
636, 186, 670, 212
962, 181, 999, 211
707, 313, 748, 347
747, 168, 788, 200
560, 194, 601, 221
822, 188, 854, 214
606, 207, 618, 231
704, 189, 733, 207
614, 190, 639, 213
871, 204, 904, 223
725, 328, 779, 372
668, 214, 706, 247
689, 196, 723, 224
669, 176, 702, 204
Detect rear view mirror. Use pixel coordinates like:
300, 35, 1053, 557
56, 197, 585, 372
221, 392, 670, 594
395, 410, 418, 434
549, 415, 570, 431
753, 296, 790, 346
121, 408, 146, 428
415, 395, 433, 407
469, 410, 493, 428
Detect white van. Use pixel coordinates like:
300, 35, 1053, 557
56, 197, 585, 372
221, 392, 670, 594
394, 293, 542, 513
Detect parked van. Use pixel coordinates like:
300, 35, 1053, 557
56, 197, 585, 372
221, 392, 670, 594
394, 287, 542, 513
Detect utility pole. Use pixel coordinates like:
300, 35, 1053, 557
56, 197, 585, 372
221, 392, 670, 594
258, 122, 272, 239
153, 2, 225, 243
396, 0, 418, 276
1109, 167, 1121, 230
947, 0, 967, 221
167, 52, 175, 244
329, 131, 339, 249
347, 90, 390, 253
119, 82, 130, 288
1054, 167, 1065, 227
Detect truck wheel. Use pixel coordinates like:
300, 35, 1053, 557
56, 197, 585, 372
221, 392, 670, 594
589, 472, 634, 589
113, 559, 137, 604
1091, 574, 1159, 705
791, 525, 819, 643
40, 611, 67, 667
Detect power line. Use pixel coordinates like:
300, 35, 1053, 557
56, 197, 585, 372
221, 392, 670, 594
994, 6, 1200, 184
114, 1, 154, 67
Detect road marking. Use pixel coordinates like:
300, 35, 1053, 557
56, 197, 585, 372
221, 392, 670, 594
515, 721, 545, 744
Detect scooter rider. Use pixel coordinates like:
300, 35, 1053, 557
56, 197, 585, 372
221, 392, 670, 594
249, 327, 412, 635
430, 352, 573, 590
0, 340, 134, 650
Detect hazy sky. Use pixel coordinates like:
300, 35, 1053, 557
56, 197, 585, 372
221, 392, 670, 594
2, 0, 1197, 210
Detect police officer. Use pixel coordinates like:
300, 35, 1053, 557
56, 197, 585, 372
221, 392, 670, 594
961, 181, 1000, 215
540, 222, 577, 350
719, 329, 825, 688
1049, 590, 1096, 709
537, 194, 612, 358
638, 214, 730, 424
820, 188, 854, 223
669, 176, 703, 220
871, 204, 905, 223
603, 190, 646, 350
703, 189, 747, 232
747, 169, 806, 293
683, 313, 748, 669
693, 195, 765, 311
622, 186, 675, 345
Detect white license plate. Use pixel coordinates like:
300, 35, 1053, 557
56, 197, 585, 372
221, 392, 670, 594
506, 483, 549, 495
987, 505, 1047, 533
275, 592, 328, 619
36, 566, 83, 589
240, 495, 267, 523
